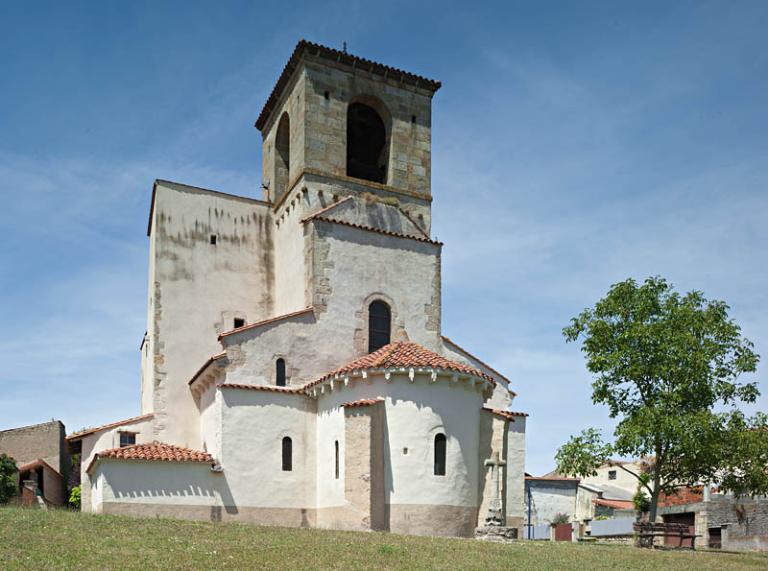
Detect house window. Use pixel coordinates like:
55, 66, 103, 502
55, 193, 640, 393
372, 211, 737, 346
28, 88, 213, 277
233, 318, 245, 329
347, 102, 388, 184
210, 234, 217, 245
368, 300, 391, 353
119, 432, 136, 448
282, 437, 292, 471
608, 470, 617, 480
434, 433, 446, 476
334, 440, 339, 480
276, 358, 286, 387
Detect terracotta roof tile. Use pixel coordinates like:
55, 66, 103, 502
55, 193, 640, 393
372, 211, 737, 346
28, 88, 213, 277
593, 498, 634, 510
221, 384, 305, 394
87, 441, 213, 473
341, 398, 384, 408
441, 336, 515, 393
17, 458, 60, 476
482, 407, 529, 420
306, 342, 495, 389
67, 413, 154, 440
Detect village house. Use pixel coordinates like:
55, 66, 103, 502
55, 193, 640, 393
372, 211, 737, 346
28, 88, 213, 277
0, 420, 69, 507
66, 40, 527, 537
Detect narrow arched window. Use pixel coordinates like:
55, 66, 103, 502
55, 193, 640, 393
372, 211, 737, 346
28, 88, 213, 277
274, 112, 290, 200
434, 433, 446, 476
334, 440, 339, 479
368, 300, 391, 353
347, 102, 387, 184
276, 358, 286, 387
282, 436, 292, 471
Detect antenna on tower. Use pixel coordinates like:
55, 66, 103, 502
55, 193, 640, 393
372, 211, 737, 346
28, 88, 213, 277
342, 41, 347, 54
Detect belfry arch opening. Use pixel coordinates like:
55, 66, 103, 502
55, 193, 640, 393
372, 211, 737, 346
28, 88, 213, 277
274, 112, 290, 200
346, 101, 388, 184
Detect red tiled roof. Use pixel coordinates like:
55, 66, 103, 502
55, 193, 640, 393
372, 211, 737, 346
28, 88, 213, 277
188, 352, 227, 386
341, 398, 384, 408
67, 413, 154, 441
87, 441, 213, 473
255, 40, 441, 131
221, 384, 305, 395
659, 486, 704, 507
218, 307, 315, 340
17, 458, 60, 476
441, 336, 515, 392
482, 407, 529, 420
306, 342, 495, 389
593, 498, 634, 510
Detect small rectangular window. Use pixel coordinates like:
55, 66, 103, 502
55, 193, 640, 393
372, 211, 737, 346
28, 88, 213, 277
119, 432, 136, 448
210, 235, 217, 245
608, 470, 617, 480
233, 318, 245, 329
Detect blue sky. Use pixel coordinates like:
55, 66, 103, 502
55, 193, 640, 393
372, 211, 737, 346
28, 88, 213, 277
0, 1, 766, 475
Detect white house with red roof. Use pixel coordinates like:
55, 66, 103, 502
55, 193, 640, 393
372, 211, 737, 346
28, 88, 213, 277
69, 40, 527, 537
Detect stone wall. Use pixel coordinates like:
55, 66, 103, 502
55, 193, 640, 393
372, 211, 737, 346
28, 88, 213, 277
0, 420, 68, 478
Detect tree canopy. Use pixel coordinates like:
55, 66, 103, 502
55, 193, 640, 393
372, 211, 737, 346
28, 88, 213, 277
555, 276, 766, 520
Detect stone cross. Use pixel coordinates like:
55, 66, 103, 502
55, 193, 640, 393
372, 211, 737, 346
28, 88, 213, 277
484, 451, 506, 526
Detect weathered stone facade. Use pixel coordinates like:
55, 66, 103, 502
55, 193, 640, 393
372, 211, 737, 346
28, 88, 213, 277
77, 40, 527, 538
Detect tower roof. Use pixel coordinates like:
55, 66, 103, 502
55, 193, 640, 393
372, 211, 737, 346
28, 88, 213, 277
255, 40, 442, 131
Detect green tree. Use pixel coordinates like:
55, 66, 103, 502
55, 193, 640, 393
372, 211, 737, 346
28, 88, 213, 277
69, 485, 81, 510
0, 453, 18, 504
556, 277, 766, 522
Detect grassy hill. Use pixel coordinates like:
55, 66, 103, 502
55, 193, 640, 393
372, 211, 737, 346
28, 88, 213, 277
1, 507, 767, 570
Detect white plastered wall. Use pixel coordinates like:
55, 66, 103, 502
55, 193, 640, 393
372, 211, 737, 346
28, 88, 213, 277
93, 460, 220, 510
79, 416, 155, 512
218, 388, 317, 509
315, 373, 485, 510
147, 182, 273, 449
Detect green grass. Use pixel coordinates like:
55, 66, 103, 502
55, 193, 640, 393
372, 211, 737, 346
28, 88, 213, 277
1, 507, 766, 570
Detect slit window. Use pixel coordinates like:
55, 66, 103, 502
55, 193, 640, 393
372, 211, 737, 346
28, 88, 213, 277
335, 440, 339, 479
276, 358, 286, 387
282, 436, 292, 471
434, 433, 446, 476
368, 300, 391, 353
210, 235, 217, 245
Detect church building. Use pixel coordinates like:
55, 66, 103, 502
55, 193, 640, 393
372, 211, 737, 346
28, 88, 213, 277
68, 40, 528, 537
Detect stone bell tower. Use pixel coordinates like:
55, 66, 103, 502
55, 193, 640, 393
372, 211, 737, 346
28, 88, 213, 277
255, 40, 441, 233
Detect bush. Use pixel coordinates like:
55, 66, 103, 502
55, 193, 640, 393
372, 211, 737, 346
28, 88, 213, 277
633, 489, 651, 514
69, 485, 81, 510
552, 513, 570, 525
0, 453, 17, 504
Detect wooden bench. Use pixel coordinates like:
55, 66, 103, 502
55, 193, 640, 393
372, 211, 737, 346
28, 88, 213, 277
633, 522, 700, 550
